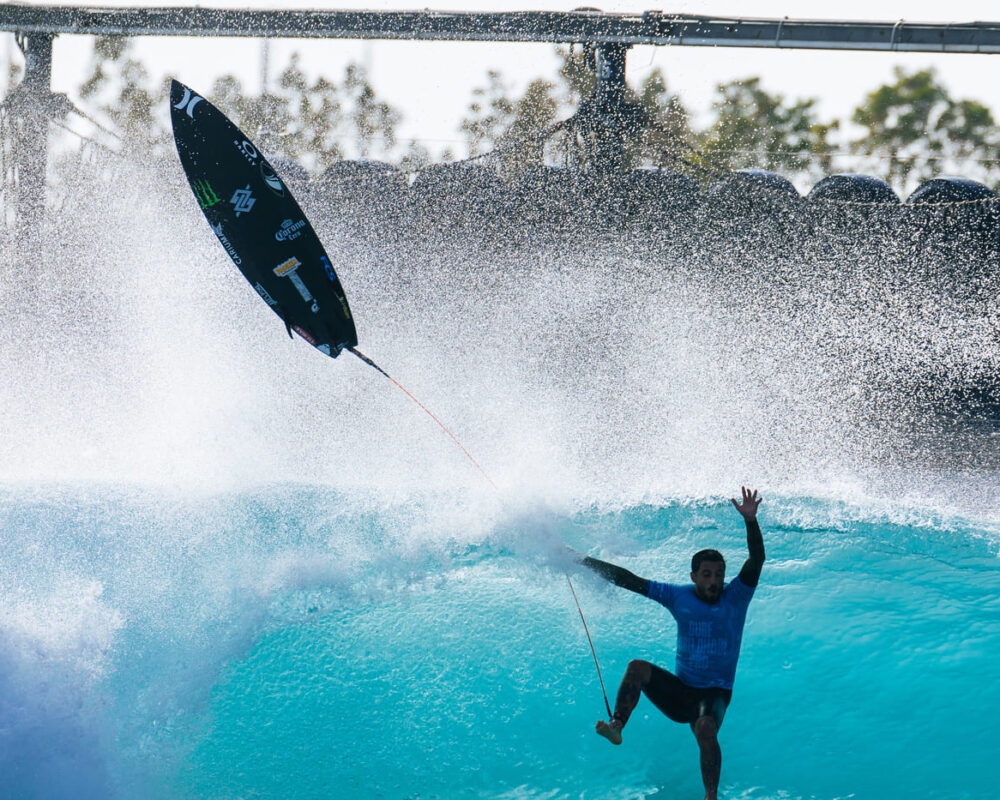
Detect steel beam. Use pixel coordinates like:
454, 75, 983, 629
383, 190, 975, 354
0, 5, 999, 54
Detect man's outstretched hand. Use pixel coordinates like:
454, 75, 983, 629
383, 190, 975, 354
731, 486, 761, 520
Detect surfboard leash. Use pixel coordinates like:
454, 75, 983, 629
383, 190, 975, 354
348, 347, 499, 492
566, 574, 614, 719
349, 345, 610, 718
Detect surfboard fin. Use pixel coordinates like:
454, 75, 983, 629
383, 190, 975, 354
276, 306, 295, 339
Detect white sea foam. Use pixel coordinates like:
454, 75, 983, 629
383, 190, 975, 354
0, 578, 123, 799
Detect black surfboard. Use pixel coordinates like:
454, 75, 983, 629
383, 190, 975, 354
170, 79, 357, 358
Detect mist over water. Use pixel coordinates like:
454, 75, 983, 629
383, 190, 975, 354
0, 152, 998, 798
5, 152, 1000, 500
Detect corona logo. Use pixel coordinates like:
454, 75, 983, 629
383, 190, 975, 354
275, 219, 306, 242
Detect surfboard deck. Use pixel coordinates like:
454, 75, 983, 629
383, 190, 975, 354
170, 79, 358, 358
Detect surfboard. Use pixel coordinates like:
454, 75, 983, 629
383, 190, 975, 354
169, 79, 358, 358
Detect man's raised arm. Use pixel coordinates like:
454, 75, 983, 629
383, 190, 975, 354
580, 554, 650, 597
732, 486, 765, 588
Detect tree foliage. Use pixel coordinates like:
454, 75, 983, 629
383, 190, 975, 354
459, 51, 695, 175
851, 66, 1000, 189
461, 70, 515, 157
697, 77, 837, 180
211, 56, 399, 174
556, 45, 597, 108
79, 35, 169, 155
502, 78, 559, 171
460, 72, 561, 172
13, 37, 1000, 188
70, 39, 402, 175
629, 70, 693, 168
341, 63, 399, 160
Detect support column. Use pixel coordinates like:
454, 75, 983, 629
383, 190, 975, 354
593, 42, 629, 173
13, 31, 54, 241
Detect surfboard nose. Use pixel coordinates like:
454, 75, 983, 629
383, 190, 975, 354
169, 78, 187, 106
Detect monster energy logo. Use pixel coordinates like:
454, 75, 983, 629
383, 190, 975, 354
193, 180, 221, 209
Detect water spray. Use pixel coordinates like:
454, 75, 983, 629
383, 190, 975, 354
170, 80, 613, 719
351, 344, 613, 718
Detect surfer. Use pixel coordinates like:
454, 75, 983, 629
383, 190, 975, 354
580, 486, 764, 800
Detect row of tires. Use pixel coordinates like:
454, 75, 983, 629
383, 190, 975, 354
266, 158, 1000, 418
271, 158, 1000, 243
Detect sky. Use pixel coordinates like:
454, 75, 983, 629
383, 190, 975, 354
5, 0, 1000, 161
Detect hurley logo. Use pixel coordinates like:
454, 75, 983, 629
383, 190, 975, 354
173, 87, 203, 118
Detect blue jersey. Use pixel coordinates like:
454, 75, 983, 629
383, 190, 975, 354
646, 576, 756, 690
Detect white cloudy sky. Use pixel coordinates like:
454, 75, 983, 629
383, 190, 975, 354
5, 0, 1000, 157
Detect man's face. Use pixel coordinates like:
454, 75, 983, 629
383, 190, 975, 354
691, 560, 726, 603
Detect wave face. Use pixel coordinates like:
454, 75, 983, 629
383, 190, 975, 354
1, 153, 998, 798
0, 487, 997, 800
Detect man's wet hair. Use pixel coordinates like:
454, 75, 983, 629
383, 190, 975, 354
692, 549, 725, 572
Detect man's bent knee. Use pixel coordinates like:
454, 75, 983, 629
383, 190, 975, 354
625, 659, 652, 684
693, 715, 718, 744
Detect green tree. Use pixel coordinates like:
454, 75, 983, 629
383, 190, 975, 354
630, 70, 694, 168
557, 68, 696, 172
210, 57, 401, 174
398, 139, 431, 173
698, 77, 837, 181
460, 53, 696, 174
499, 78, 559, 173
6, 60, 23, 89
455, 47, 593, 168
458, 72, 559, 172
506, 79, 558, 143
460, 70, 515, 157
275, 55, 344, 170
79, 35, 168, 154
852, 66, 1000, 189
342, 63, 399, 160
947, 98, 1000, 182
556, 45, 596, 109
210, 74, 300, 162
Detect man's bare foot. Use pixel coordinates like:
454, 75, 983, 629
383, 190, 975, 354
595, 718, 623, 745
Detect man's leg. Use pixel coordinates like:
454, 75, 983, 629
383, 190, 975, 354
692, 714, 721, 800
595, 659, 652, 745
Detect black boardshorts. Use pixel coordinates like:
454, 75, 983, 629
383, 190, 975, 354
642, 662, 732, 730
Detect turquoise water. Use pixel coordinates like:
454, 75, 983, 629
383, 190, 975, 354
1, 485, 997, 799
